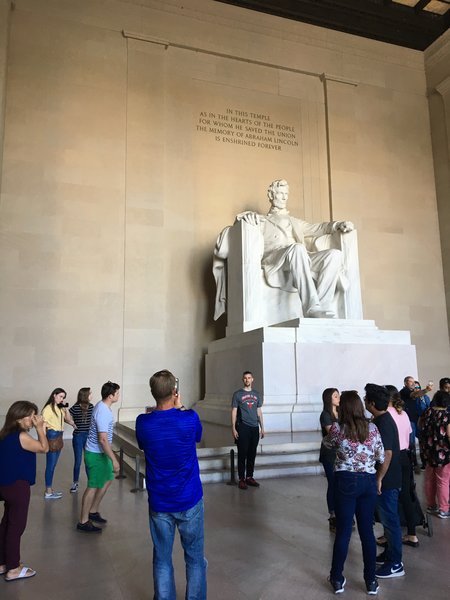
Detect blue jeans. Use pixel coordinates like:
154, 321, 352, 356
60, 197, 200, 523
330, 471, 377, 584
45, 430, 62, 488
321, 459, 335, 514
377, 488, 402, 565
72, 432, 89, 482
150, 498, 207, 600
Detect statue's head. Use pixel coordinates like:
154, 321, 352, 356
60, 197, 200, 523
267, 179, 289, 209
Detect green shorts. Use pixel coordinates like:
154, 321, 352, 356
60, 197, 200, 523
84, 450, 114, 488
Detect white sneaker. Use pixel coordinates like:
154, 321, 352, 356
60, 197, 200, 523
70, 482, 79, 493
438, 510, 450, 519
44, 491, 62, 499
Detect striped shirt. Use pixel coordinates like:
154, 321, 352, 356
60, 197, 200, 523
69, 403, 93, 434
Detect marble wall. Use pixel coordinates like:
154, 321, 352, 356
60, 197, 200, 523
425, 30, 450, 341
0, 0, 449, 419
0, 0, 11, 193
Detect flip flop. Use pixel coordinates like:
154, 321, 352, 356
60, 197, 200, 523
0, 567, 6, 575
5, 566, 36, 581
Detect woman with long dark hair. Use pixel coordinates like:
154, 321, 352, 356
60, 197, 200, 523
69, 387, 94, 493
42, 388, 76, 499
319, 388, 340, 532
0, 401, 48, 581
324, 390, 385, 595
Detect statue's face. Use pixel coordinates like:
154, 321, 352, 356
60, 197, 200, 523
270, 184, 289, 210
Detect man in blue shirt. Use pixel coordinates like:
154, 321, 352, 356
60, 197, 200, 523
136, 370, 206, 600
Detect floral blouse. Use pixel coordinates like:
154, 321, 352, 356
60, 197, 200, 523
419, 407, 450, 467
324, 422, 385, 474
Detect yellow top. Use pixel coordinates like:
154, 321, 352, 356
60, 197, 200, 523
42, 404, 65, 431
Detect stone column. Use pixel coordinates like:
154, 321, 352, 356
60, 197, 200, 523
0, 1, 13, 193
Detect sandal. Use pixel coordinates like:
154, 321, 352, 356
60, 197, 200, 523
5, 566, 36, 581
0, 565, 6, 575
402, 537, 419, 547
376, 535, 387, 546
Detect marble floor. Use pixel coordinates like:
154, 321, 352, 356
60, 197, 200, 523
2, 451, 449, 599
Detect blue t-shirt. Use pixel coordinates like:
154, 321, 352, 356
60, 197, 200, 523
0, 431, 37, 486
85, 401, 114, 454
135, 408, 203, 513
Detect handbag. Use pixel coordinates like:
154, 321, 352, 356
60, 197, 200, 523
47, 431, 64, 452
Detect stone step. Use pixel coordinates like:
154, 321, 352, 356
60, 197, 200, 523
198, 448, 319, 470
201, 461, 323, 484
113, 423, 322, 486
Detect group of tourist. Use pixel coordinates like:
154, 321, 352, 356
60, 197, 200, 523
318, 376, 450, 595
0, 381, 119, 581
41, 387, 95, 499
0, 370, 448, 598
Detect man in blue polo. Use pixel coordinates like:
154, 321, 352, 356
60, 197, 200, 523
136, 370, 206, 600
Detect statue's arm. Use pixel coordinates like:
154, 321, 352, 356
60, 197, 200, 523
302, 219, 355, 238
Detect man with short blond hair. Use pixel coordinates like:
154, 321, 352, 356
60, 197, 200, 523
136, 370, 206, 600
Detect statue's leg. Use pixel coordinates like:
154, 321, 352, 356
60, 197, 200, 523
309, 249, 342, 311
284, 244, 322, 315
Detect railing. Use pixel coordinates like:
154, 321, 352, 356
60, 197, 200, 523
226, 448, 237, 486
112, 441, 146, 493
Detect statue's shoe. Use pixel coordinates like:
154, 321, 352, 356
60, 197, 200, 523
306, 307, 336, 318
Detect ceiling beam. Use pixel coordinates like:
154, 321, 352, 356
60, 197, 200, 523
214, 0, 449, 50
415, 0, 432, 12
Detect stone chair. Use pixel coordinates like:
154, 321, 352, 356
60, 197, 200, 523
214, 219, 363, 336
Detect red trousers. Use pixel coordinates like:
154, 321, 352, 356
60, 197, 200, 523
0, 480, 31, 570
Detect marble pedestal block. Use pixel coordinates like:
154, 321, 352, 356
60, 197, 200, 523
197, 318, 417, 438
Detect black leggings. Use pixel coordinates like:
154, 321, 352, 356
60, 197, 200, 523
399, 450, 417, 536
236, 424, 259, 479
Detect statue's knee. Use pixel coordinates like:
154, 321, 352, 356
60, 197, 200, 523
292, 244, 308, 260
330, 249, 342, 263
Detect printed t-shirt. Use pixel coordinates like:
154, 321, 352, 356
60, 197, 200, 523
231, 389, 262, 427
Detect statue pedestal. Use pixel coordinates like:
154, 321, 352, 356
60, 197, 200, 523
197, 318, 417, 440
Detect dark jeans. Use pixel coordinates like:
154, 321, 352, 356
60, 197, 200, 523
236, 424, 259, 480
330, 471, 377, 584
377, 488, 402, 565
321, 458, 335, 515
0, 480, 31, 570
398, 450, 417, 536
72, 431, 89, 483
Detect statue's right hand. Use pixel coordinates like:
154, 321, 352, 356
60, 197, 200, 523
235, 211, 264, 226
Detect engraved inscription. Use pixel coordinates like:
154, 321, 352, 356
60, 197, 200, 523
196, 108, 299, 152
